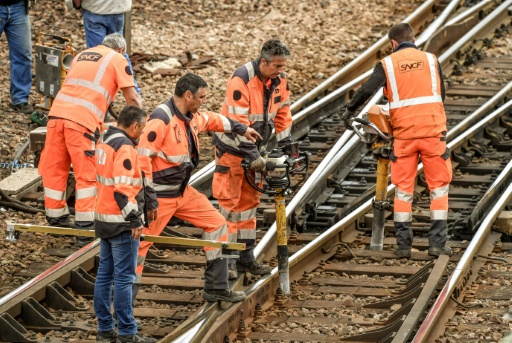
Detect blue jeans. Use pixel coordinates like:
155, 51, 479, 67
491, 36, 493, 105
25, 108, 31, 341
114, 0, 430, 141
82, 9, 141, 96
94, 230, 139, 335
0, 1, 32, 105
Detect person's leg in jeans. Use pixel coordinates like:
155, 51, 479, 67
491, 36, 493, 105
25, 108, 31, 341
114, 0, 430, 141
2, 2, 32, 106
94, 238, 115, 333
82, 9, 107, 48
112, 231, 139, 336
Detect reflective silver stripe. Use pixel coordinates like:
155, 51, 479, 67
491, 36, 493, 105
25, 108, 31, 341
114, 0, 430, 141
205, 249, 222, 260
220, 115, 232, 132
157, 103, 174, 121
228, 233, 238, 242
152, 183, 181, 192
46, 207, 70, 218
276, 127, 291, 142
431, 185, 449, 201
239, 208, 257, 221
203, 223, 228, 242
44, 187, 66, 201
143, 177, 153, 188
227, 105, 249, 115
279, 100, 290, 108
95, 212, 126, 222
430, 210, 448, 220
383, 56, 399, 102
121, 202, 139, 218
75, 211, 95, 222
395, 189, 413, 203
96, 175, 143, 186
248, 113, 265, 122
244, 61, 255, 79
214, 132, 239, 150
267, 110, 278, 120
102, 132, 126, 144
157, 151, 191, 163
65, 78, 112, 103
75, 186, 97, 199
93, 50, 117, 84
134, 273, 143, 284
426, 53, 438, 94
238, 228, 257, 240
219, 205, 238, 222
137, 255, 145, 266
137, 147, 156, 157
394, 212, 412, 222
56, 93, 105, 119
389, 95, 443, 109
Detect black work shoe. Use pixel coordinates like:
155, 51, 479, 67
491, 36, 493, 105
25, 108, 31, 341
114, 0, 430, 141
228, 263, 238, 280
428, 246, 453, 257
202, 289, 246, 303
394, 249, 411, 258
236, 260, 272, 275
116, 334, 156, 343
96, 330, 117, 342
9, 102, 34, 114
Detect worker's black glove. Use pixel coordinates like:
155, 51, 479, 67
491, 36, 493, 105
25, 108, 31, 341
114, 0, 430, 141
249, 156, 267, 172
341, 109, 355, 130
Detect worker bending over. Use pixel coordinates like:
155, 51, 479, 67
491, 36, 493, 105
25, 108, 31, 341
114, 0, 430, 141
38, 33, 140, 247
212, 39, 293, 279
136, 73, 262, 302
342, 23, 452, 258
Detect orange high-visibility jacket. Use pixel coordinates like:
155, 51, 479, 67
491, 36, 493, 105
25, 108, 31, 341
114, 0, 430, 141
137, 98, 248, 198
49, 45, 135, 133
213, 60, 292, 161
94, 127, 145, 239
382, 48, 447, 139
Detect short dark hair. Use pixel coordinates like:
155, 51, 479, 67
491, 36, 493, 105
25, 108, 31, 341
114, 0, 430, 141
174, 73, 208, 97
117, 106, 146, 127
260, 39, 291, 62
388, 23, 414, 44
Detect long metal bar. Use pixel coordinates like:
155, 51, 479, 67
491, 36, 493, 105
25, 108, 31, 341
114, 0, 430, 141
413, 164, 512, 342
8, 223, 246, 250
444, 0, 492, 27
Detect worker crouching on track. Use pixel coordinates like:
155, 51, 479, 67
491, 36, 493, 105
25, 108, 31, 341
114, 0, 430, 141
136, 73, 262, 303
38, 33, 141, 247
342, 23, 453, 258
212, 39, 293, 279
94, 106, 156, 343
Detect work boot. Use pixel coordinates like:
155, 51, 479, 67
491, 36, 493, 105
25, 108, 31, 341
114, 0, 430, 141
75, 236, 94, 248
96, 330, 117, 342
201, 289, 246, 303
394, 249, 411, 258
116, 334, 156, 343
9, 102, 34, 114
428, 246, 453, 257
228, 263, 238, 280
236, 260, 272, 275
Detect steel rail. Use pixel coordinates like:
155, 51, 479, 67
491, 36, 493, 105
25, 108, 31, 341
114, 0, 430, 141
444, 0, 493, 26
413, 164, 512, 342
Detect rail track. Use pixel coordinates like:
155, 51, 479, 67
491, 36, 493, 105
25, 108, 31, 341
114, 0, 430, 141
1, 1, 511, 342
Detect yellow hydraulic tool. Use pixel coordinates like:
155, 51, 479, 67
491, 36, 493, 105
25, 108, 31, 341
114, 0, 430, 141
349, 105, 393, 250
242, 144, 310, 295
6, 223, 246, 251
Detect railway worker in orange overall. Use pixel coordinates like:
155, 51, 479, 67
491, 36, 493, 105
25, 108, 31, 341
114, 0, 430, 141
38, 33, 140, 247
341, 23, 453, 258
212, 39, 293, 279
136, 73, 262, 303
94, 106, 156, 343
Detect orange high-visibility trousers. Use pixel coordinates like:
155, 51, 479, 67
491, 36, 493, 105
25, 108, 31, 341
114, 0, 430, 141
38, 119, 97, 228
390, 136, 452, 249
213, 152, 260, 263
135, 185, 228, 289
